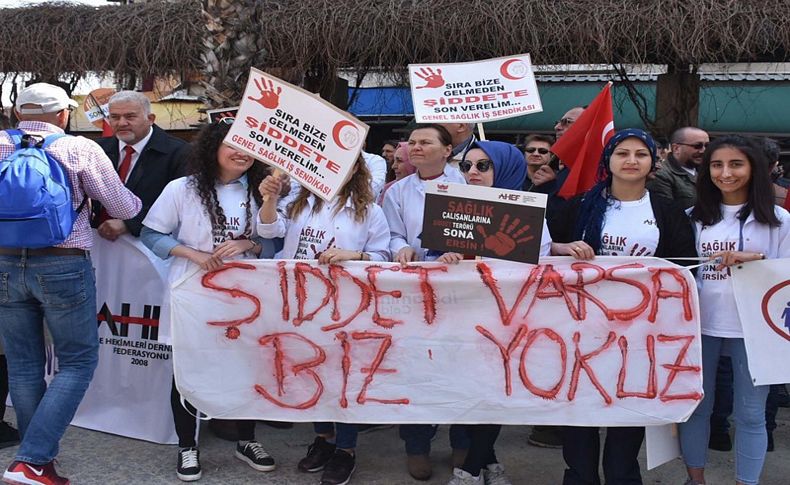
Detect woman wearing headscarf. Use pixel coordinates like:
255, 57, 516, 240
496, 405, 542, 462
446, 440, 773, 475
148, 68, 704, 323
551, 129, 696, 485
440, 140, 551, 485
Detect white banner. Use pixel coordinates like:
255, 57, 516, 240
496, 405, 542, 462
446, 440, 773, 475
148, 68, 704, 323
171, 258, 702, 426
732, 258, 790, 385
71, 232, 177, 444
408, 54, 543, 123
224, 68, 369, 201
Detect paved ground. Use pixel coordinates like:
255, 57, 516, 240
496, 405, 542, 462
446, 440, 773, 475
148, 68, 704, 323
0, 412, 788, 484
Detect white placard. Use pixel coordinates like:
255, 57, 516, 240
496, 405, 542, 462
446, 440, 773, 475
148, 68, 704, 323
408, 54, 543, 123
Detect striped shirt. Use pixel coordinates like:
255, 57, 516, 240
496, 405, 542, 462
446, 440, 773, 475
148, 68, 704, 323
0, 121, 141, 249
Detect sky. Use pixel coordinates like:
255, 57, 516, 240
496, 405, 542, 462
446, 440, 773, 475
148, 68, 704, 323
0, 0, 107, 7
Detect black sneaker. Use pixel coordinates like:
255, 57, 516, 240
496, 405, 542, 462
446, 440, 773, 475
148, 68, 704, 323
177, 447, 201, 482
298, 436, 337, 472
321, 449, 356, 485
0, 421, 19, 449
235, 441, 276, 471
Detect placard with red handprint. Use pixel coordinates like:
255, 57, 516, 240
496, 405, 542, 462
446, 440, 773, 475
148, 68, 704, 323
408, 54, 543, 123
223, 68, 370, 202
421, 181, 548, 264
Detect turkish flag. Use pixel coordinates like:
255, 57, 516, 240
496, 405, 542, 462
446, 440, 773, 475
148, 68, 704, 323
552, 83, 615, 199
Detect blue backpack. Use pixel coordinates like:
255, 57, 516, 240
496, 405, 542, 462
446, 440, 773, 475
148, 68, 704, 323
0, 130, 86, 248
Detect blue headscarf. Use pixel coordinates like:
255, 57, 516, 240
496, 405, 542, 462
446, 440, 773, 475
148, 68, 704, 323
465, 140, 526, 190
574, 128, 658, 254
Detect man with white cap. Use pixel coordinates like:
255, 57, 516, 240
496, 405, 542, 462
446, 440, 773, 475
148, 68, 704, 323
0, 83, 141, 484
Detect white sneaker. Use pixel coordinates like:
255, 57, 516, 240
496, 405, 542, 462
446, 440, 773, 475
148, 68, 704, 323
483, 463, 512, 485
447, 467, 483, 485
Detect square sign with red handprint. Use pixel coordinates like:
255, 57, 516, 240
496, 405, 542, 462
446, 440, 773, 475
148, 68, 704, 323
223, 68, 369, 201
421, 182, 548, 264
408, 54, 543, 123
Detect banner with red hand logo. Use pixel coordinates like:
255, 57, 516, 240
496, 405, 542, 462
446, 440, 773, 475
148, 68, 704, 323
170, 258, 702, 426
732, 259, 790, 385
421, 182, 547, 264
408, 54, 543, 123
224, 68, 369, 201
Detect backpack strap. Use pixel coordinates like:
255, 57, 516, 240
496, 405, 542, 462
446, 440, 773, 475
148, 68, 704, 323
3, 129, 25, 148
41, 133, 66, 148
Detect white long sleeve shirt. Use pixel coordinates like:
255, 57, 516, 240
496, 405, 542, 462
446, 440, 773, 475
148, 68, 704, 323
256, 195, 391, 262
362, 151, 388, 199
382, 166, 466, 261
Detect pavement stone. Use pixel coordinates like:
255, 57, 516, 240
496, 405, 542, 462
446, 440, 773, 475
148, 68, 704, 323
0, 411, 788, 484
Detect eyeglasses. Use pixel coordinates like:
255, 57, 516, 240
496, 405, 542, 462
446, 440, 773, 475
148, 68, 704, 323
676, 142, 708, 150
458, 159, 493, 173
217, 116, 236, 125
525, 147, 550, 155
555, 117, 575, 126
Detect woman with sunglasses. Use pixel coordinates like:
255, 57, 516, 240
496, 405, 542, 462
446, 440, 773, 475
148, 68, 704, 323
140, 121, 275, 481
551, 129, 696, 485
257, 155, 390, 485
382, 124, 468, 481
377, 141, 416, 205
439, 140, 552, 485
679, 136, 789, 485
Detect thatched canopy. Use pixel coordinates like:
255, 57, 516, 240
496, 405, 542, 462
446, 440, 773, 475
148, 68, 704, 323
252, 0, 790, 70
0, 1, 204, 78
1, 0, 788, 79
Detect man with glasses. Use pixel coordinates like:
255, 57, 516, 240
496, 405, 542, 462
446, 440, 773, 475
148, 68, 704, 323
93, 91, 189, 240
522, 134, 556, 193
647, 126, 709, 209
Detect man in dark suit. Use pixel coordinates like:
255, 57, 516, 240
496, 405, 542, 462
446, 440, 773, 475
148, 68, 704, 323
94, 91, 189, 240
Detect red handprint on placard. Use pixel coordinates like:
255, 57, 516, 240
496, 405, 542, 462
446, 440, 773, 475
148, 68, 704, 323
248, 77, 282, 109
476, 215, 534, 257
414, 67, 445, 89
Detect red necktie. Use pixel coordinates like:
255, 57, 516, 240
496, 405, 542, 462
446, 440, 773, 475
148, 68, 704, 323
97, 145, 135, 224
117, 145, 135, 183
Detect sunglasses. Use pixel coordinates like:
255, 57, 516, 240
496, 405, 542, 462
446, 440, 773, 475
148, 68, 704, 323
555, 117, 575, 126
459, 159, 493, 173
676, 142, 708, 150
217, 116, 236, 125
525, 147, 550, 155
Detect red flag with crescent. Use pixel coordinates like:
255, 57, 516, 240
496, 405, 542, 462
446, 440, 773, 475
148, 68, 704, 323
552, 82, 615, 199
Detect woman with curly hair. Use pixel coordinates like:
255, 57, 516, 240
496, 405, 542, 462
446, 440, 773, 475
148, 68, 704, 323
257, 155, 390, 485
140, 120, 275, 482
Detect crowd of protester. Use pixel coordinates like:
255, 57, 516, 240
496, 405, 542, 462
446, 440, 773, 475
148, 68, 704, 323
0, 83, 789, 485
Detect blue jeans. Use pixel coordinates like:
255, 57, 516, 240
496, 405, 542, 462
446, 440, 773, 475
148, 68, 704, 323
679, 336, 769, 485
0, 253, 99, 465
313, 422, 358, 449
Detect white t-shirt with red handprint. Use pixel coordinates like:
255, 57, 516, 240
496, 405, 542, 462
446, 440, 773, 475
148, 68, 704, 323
294, 202, 336, 259
599, 192, 659, 256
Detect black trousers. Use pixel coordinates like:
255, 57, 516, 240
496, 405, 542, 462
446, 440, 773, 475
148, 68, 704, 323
170, 379, 254, 448
461, 424, 501, 476
562, 426, 644, 485
0, 355, 7, 419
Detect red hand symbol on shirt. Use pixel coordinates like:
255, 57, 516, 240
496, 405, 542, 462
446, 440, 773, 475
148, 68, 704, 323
248, 78, 282, 109
628, 243, 651, 256
414, 67, 445, 89
311, 237, 336, 259
476, 215, 534, 257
